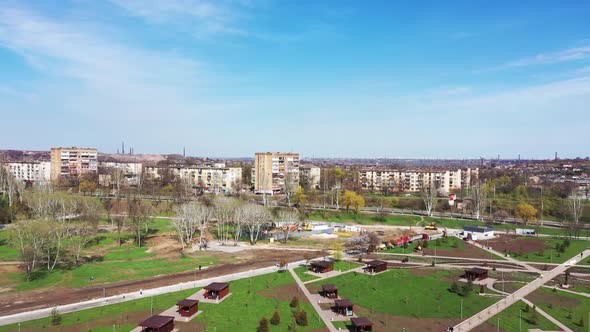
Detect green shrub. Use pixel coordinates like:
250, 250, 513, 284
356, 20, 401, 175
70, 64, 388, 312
258, 317, 270, 332
270, 310, 280, 325
294, 310, 308, 326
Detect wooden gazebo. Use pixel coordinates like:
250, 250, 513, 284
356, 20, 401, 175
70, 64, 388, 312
321, 284, 338, 299
334, 299, 354, 316
138, 315, 175, 332
177, 299, 199, 317
363, 260, 387, 273
310, 260, 334, 273
464, 267, 489, 281
351, 317, 373, 332
204, 282, 230, 299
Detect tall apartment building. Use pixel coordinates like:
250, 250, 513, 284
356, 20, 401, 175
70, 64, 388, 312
359, 168, 478, 193
144, 165, 242, 193
253, 152, 300, 194
50, 147, 98, 181
2, 161, 51, 183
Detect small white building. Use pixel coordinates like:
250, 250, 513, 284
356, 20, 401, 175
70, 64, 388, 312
462, 226, 495, 240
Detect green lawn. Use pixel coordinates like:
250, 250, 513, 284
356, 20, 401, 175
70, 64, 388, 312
0, 288, 197, 332
509, 238, 589, 264
0, 272, 324, 332
308, 211, 421, 226
333, 260, 362, 271
486, 300, 560, 331
527, 287, 590, 331
192, 272, 324, 331
11, 254, 217, 291
384, 236, 466, 254
293, 266, 321, 282
308, 269, 498, 318
102, 243, 156, 261
0, 231, 19, 261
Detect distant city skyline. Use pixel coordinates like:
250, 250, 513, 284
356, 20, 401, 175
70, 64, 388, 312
1, 1, 589, 158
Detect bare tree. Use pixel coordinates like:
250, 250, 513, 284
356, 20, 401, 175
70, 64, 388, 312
8, 220, 45, 280
282, 160, 296, 207
174, 203, 212, 249
421, 182, 437, 217
568, 195, 584, 227
213, 197, 236, 245
240, 203, 272, 245
69, 221, 98, 263
127, 198, 152, 247
277, 209, 299, 243
111, 167, 125, 198
471, 180, 489, 220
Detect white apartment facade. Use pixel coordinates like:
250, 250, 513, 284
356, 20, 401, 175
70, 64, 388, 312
2, 161, 51, 183
253, 152, 300, 194
145, 165, 242, 193
300, 166, 321, 189
359, 168, 478, 193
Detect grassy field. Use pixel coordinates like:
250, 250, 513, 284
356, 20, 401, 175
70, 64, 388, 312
308, 268, 498, 319
527, 287, 590, 331
384, 236, 466, 254
486, 300, 559, 331
5, 253, 217, 292
0, 288, 197, 332
0, 272, 324, 332
508, 237, 589, 264
333, 260, 362, 271
0, 231, 19, 261
192, 272, 324, 331
293, 266, 321, 282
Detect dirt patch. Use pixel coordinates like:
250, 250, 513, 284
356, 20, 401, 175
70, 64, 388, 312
259, 282, 300, 302
410, 268, 438, 277
350, 305, 461, 332
480, 235, 549, 255
423, 242, 494, 260
15, 310, 150, 332
145, 234, 182, 255
525, 289, 580, 308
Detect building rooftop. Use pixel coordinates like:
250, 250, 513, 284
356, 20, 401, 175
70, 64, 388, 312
204, 282, 229, 291
177, 299, 199, 307
138, 315, 174, 328
334, 299, 354, 307
351, 317, 373, 327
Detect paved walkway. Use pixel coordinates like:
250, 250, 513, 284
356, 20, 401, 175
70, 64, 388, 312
521, 298, 573, 332
0, 260, 305, 327
454, 249, 590, 331
288, 268, 338, 332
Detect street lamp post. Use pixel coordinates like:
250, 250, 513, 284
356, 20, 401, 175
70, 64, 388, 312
497, 318, 500, 332
520, 309, 522, 331
461, 299, 463, 319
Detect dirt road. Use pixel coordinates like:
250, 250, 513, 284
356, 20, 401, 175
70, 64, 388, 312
0, 249, 321, 316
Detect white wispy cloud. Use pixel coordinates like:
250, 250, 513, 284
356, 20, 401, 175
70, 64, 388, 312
0, 5, 205, 117
481, 45, 590, 72
108, 0, 248, 37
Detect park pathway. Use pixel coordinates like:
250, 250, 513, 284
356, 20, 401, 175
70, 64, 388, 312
454, 249, 590, 331
288, 268, 338, 332
521, 298, 573, 332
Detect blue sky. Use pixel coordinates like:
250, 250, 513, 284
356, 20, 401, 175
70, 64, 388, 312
1, 0, 589, 159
